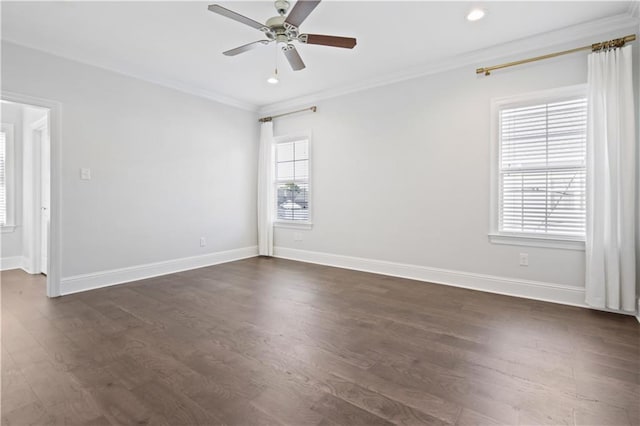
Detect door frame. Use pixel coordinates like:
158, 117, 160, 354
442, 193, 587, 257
2, 91, 62, 297
31, 115, 48, 275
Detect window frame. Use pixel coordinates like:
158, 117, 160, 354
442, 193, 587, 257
0, 123, 16, 233
273, 132, 313, 229
489, 85, 587, 251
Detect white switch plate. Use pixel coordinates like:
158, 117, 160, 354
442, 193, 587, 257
519, 253, 529, 266
293, 232, 303, 242
80, 168, 91, 180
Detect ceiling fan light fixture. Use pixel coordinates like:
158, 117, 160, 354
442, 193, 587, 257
466, 8, 486, 21
267, 68, 279, 84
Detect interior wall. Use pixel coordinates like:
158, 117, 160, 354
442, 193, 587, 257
0, 102, 24, 258
2, 42, 258, 279
271, 30, 640, 290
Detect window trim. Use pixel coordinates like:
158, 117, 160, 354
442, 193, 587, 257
273, 132, 313, 229
489, 84, 587, 249
0, 123, 16, 232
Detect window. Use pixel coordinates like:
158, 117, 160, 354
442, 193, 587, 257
275, 135, 311, 226
0, 123, 15, 230
490, 86, 587, 248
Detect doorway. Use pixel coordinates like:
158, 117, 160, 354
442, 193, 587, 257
0, 93, 59, 297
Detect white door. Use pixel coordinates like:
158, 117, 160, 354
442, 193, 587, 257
40, 124, 50, 275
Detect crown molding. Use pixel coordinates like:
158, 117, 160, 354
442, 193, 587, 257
2, 40, 257, 112
258, 13, 639, 115
4, 9, 637, 115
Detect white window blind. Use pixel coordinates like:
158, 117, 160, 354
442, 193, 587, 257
0, 130, 6, 226
499, 96, 587, 238
275, 138, 310, 222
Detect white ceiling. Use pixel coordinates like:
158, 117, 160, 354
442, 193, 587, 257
1, 1, 635, 109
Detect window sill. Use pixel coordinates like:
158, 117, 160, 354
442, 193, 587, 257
489, 233, 585, 251
274, 221, 313, 230
1, 225, 16, 234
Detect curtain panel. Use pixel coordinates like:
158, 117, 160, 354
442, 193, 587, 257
585, 45, 636, 312
257, 121, 274, 256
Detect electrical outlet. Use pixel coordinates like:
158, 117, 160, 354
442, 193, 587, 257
200, 237, 206, 247
519, 253, 529, 266
80, 168, 91, 180
293, 232, 303, 242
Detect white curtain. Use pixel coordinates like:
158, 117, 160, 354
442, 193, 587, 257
585, 45, 636, 312
257, 121, 275, 256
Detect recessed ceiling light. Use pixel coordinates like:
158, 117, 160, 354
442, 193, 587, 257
466, 8, 486, 22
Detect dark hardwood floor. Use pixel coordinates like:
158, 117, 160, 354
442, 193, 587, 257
2, 257, 639, 425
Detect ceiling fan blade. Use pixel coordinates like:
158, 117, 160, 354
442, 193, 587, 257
284, 0, 321, 28
223, 40, 272, 56
300, 34, 357, 49
282, 45, 306, 71
208, 4, 267, 31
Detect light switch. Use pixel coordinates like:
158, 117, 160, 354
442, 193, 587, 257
80, 168, 91, 180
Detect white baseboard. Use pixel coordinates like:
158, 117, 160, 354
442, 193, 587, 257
0, 256, 25, 271
1, 256, 43, 275
273, 246, 592, 309
60, 246, 258, 296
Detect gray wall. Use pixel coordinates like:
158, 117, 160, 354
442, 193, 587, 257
2, 42, 258, 278
271, 30, 639, 290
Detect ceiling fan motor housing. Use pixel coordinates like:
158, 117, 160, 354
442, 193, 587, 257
265, 16, 286, 28
265, 15, 298, 42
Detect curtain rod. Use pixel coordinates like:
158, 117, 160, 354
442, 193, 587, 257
258, 106, 317, 123
476, 34, 636, 76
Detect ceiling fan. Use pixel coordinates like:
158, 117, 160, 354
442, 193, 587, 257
207, 0, 357, 71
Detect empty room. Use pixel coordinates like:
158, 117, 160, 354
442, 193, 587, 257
1, 1, 639, 425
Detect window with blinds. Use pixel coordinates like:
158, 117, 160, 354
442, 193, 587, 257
0, 130, 6, 226
498, 95, 587, 238
275, 138, 310, 222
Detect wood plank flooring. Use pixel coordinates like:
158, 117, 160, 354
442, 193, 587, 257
2, 257, 639, 425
